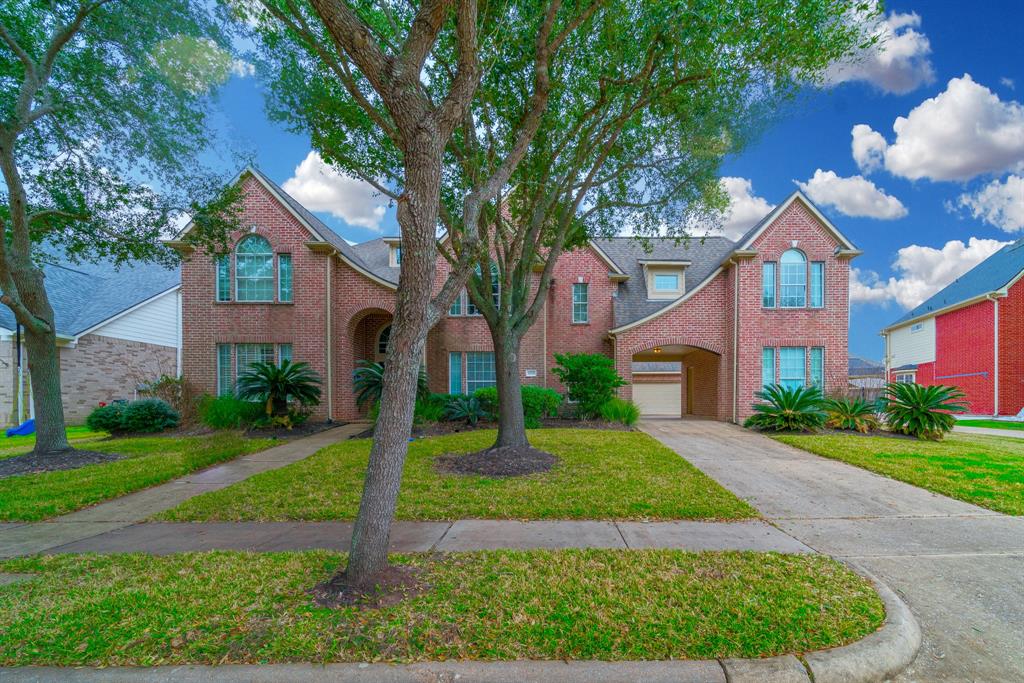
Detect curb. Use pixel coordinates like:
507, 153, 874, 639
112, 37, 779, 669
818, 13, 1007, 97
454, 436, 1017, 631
0, 571, 920, 683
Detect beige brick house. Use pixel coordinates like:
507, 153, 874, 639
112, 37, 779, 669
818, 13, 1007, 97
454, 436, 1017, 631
0, 257, 181, 425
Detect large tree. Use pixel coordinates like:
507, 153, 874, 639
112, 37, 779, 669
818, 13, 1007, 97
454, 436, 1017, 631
458, 0, 876, 449
242, 0, 601, 589
0, 0, 241, 455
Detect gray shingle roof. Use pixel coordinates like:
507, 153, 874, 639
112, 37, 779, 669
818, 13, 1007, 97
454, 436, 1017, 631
0, 256, 179, 338
349, 238, 401, 284
593, 236, 737, 327
887, 238, 1024, 328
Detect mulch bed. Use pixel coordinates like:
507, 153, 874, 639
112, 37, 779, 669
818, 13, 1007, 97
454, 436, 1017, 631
353, 417, 631, 440
0, 449, 123, 479
245, 421, 343, 440
435, 445, 559, 477
309, 564, 428, 609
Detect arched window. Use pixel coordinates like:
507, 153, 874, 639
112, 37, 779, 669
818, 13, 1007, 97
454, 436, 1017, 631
779, 249, 807, 308
235, 235, 274, 301
377, 324, 391, 357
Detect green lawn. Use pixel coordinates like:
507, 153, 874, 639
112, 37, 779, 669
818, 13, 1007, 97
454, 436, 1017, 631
0, 426, 107, 460
957, 419, 1024, 432
0, 434, 274, 521
158, 429, 755, 522
774, 432, 1024, 515
0, 549, 883, 665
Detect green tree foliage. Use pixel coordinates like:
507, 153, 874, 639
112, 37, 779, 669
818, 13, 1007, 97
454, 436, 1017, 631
881, 382, 967, 440
824, 396, 880, 433
235, 360, 323, 417
552, 353, 627, 419
0, 0, 243, 454
744, 385, 826, 432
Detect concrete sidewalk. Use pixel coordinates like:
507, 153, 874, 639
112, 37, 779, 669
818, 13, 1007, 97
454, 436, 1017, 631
0, 423, 366, 559
954, 424, 1024, 439
34, 518, 812, 555
641, 418, 1024, 682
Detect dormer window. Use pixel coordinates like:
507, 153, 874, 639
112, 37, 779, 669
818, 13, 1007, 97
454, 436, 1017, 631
385, 238, 402, 267
640, 260, 688, 300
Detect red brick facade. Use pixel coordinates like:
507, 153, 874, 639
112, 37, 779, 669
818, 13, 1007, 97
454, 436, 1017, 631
181, 179, 853, 423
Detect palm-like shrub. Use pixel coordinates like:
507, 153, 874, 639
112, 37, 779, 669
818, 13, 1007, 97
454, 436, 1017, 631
823, 396, 880, 433
881, 382, 967, 440
744, 384, 826, 432
235, 360, 322, 417
442, 395, 487, 425
352, 360, 429, 409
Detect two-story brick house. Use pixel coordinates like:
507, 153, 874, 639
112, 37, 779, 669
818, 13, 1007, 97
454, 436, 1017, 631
171, 168, 859, 423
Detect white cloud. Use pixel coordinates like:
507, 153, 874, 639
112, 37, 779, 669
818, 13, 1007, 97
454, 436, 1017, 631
956, 175, 1024, 232
230, 59, 255, 78
796, 169, 907, 219
717, 177, 775, 240
851, 124, 887, 174
1001, 77, 1016, 90
282, 151, 388, 231
850, 237, 1009, 308
854, 75, 1024, 182
826, 10, 934, 94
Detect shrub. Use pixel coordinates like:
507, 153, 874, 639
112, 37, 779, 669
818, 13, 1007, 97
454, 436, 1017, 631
119, 399, 180, 433
471, 385, 562, 427
472, 386, 498, 419
599, 397, 640, 426
198, 395, 265, 430
414, 393, 448, 424
236, 360, 322, 417
139, 375, 200, 425
353, 360, 429, 409
824, 396, 880, 433
85, 403, 126, 433
551, 353, 626, 419
881, 382, 967, 440
442, 395, 487, 425
744, 384, 826, 432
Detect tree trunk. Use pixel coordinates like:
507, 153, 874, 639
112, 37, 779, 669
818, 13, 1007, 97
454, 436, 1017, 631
24, 323, 71, 455
344, 134, 443, 587
492, 329, 529, 449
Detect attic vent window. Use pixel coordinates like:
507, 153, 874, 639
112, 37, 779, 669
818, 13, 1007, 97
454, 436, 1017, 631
910, 322, 923, 333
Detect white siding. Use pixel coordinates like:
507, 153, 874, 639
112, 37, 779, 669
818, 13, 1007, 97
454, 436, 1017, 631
91, 288, 180, 348
888, 316, 935, 368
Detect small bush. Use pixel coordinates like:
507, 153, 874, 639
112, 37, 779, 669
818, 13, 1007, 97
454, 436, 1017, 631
85, 403, 126, 433
551, 353, 626, 419
442, 395, 487, 425
139, 375, 200, 425
744, 384, 826, 432
198, 395, 264, 430
824, 396, 880, 433
599, 398, 640, 426
471, 385, 562, 427
118, 399, 180, 433
881, 382, 967, 440
473, 387, 498, 419
414, 394, 448, 424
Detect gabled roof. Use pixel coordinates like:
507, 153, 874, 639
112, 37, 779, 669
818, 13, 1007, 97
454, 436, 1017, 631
732, 190, 860, 254
0, 254, 179, 339
883, 238, 1024, 331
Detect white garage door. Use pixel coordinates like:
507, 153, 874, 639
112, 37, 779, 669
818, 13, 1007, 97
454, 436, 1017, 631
633, 382, 681, 417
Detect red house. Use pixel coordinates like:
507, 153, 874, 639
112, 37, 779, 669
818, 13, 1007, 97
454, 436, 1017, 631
882, 239, 1024, 416
171, 168, 859, 423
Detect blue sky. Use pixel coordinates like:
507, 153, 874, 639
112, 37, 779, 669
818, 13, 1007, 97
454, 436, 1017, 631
206, 0, 1024, 361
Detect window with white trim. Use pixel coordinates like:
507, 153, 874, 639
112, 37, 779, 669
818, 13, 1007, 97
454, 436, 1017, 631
465, 351, 496, 393
217, 344, 232, 395
278, 254, 293, 303
235, 235, 275, 302
235, 343, 275, 377
216, 256, 231, 302
377, 325, 391, 357
810, 262, 824, 308
762, 262, 776, 308
572, 283, 589, 323
779, 347, 806, 389
810, 347, 824, 387
780, 249, 807, 308
895, 372, 915, 384
654, 273, 680, 291
448, 351, 462, 394
761, 347, 775, 388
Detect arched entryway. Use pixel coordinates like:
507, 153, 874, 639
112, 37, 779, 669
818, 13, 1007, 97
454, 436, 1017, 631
350, 309, 394, 365
631, 343, 721, 418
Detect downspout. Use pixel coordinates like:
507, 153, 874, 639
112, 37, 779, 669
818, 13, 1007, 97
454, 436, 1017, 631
325, 251, 334, 422
731, 258, 739, 424
175, 289, 183, 377
989, 294, 999, 416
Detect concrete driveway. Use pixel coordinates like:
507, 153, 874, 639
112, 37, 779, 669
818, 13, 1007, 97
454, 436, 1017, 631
641, 418, 1024, 682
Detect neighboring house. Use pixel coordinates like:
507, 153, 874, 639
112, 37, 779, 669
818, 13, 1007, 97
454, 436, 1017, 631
849, 355, 885, 378
0, 257, 181, 425
171, 168, 858, 423
881, 238, 1024, 416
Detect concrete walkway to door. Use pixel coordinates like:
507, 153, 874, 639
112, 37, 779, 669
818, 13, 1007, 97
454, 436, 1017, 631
641, 418, 1024, 682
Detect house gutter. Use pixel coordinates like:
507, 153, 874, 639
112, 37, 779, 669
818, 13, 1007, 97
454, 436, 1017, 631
730, 257, 740, 424
325, 249, 336, 422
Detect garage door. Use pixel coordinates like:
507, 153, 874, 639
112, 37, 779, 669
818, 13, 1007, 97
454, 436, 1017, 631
632, 382, 681, 417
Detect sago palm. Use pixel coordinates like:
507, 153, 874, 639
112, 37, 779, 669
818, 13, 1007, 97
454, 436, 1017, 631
744, 384, 826, 432
235, 360, 322, 417
352, 360, 430, 409
881, 382, 967, 440
823, 396, 880, 433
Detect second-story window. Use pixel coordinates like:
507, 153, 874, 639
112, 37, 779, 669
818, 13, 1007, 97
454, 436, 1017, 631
235, 235, 274, 302
780, 249, 807, 308
762, 262, 776, 308
572, 283, 589, 323
216, 256, 231, 302
278, 254, 293, 303
810, 262, 824, 308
